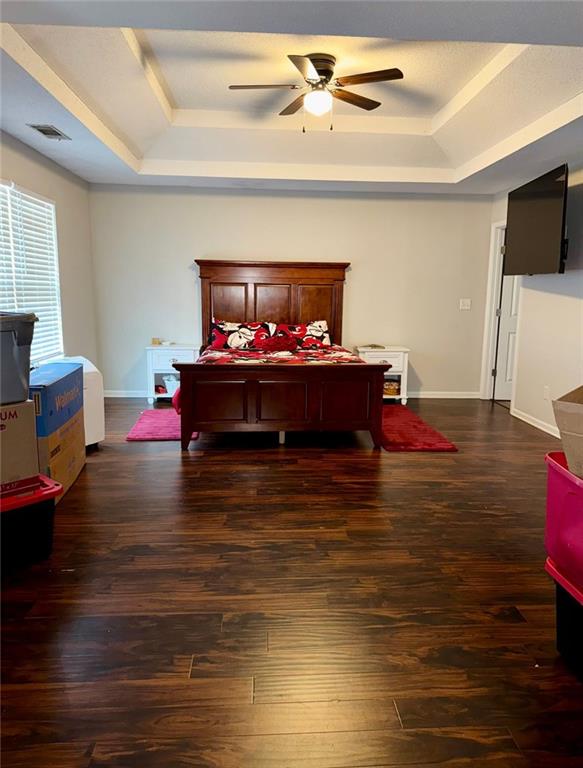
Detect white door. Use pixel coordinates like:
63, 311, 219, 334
495, 274, 521, 400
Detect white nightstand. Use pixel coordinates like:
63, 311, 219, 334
356, 345, 410, 405
146, 344, 197, 404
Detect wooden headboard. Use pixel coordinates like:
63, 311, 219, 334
195, 260, 350, 345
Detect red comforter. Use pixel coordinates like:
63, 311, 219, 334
172, 345, 364, 412
197, 345, 364, 365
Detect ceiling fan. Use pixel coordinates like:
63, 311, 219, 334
229, 53, 403, 116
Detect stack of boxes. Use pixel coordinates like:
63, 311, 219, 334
1, 314, 87, 571
1, 362, 86, 503
1, 313, 86, 504
0, 312, 40, 498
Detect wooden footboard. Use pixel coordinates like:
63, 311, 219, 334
174, 363, 389, 450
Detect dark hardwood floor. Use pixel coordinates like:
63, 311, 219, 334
2, 399, 582, 767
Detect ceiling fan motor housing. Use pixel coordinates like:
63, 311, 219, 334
307, 53, 336, 83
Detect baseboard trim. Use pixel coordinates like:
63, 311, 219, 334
510, 406, 560, 438
408, 391, 481, 399
105, 390, 148, 398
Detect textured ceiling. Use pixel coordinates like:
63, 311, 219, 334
1, 10, 582, 193
13, 25, 168, 154
138, 30, 502, 117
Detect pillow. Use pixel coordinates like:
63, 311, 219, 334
209, 320, 275, 350
255, 333, 297, 352
274, 320, 331, 349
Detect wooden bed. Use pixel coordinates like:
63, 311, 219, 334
174, 260, 388, 449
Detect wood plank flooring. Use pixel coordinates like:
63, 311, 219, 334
2, 399, 582, 767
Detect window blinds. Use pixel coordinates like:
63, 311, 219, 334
0, 182, 64, 364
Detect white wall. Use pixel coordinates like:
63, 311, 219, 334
511, 167, 583, 435
89, 186, 493, 395
3, 129, 578, 412
0, 132, 99, 363
490, 192, 508, 224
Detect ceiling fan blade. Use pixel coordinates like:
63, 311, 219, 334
288, 55, 320, 82
332, 89, 381, 111
335, 68, 404, 87
229, 84, 300, 90
279, 93, 305, 116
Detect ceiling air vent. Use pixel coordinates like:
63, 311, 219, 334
28, 124, 71, 141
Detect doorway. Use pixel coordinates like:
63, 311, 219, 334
492, 273, 521, 404
480, 221, 521, 406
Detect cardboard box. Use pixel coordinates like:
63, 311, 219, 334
553, 386, 583, 479
37, 407, 85, 500
47, 434, 86, 502
0, 400, 40, 496
30, 363, 85, 500
36, 407, 84, 469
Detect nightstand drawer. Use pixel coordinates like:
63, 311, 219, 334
151, 348, 196, 371
360, 351, 404, 372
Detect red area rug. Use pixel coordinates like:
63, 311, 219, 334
381, 404, 457, 452
126, 409, 198, 442
126, 405, 456, 452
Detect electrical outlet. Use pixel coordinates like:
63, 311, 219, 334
543, 385, 550, 401
459, 298, 472, 311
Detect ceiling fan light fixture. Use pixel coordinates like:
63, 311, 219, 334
230, 52, 403, 118
304, 88, 333, 117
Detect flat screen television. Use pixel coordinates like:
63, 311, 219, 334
504, 164, 569, 276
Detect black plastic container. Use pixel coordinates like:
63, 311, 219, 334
1, 476, 61, 574
556, 583, 583, 680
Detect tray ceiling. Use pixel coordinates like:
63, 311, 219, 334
134, 31, 503, 116
1, 3, 582, 194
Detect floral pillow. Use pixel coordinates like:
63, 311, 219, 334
274, 320, 331, 349
209, 320, 275, 350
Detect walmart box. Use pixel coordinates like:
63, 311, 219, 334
30, 363, 85, 499
29, 362, 84, 436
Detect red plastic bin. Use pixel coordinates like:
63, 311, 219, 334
545, 451, 583, 595
1, 475, 62, 572
544, 451, 583, 678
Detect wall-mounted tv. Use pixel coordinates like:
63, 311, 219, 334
504, 164, 569, 276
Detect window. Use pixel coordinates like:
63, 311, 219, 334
0, 181, 64, 364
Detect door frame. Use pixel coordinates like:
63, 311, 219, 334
480, 220, 507, 399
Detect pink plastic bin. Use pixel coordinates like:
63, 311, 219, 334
545, 451, 583, 599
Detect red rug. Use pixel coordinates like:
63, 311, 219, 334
381, 404, 457, 452
126, 405, 456, 452
126, 409, 198, 442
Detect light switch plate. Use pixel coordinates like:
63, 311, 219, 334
459, 298, 472, 311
